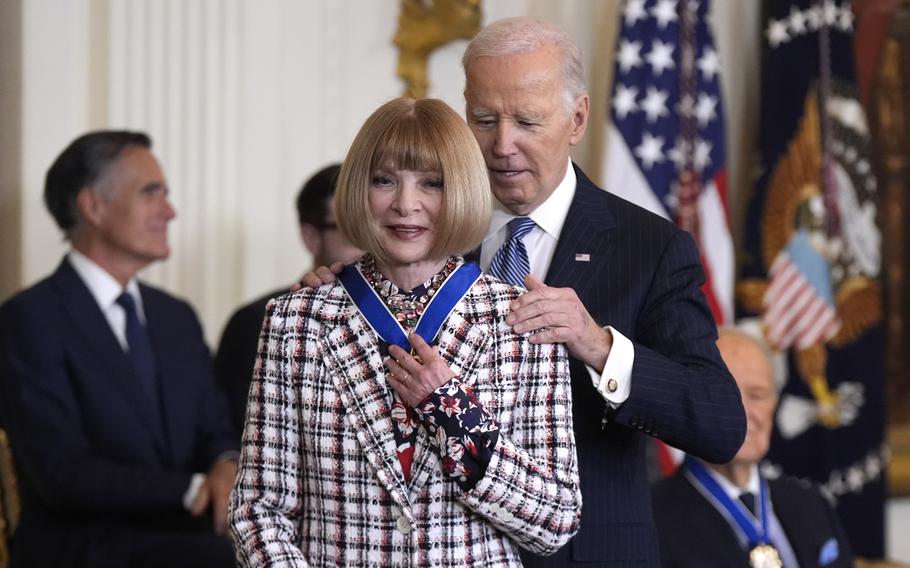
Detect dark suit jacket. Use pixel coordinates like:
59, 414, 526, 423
214, 288, 285, 432
518, 166, 746, 567
652, 470, 853, 567
0, 258, 237, 568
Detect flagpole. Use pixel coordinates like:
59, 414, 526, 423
817, 6, 842, 239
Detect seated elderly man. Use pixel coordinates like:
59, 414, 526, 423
651, 326, 853, 568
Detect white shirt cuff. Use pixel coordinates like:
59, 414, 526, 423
585, 325, 634, 408
182, 473, 206, 511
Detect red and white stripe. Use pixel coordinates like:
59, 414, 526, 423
763, 253, 840, 350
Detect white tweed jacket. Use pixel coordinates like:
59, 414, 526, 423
229, 274, 580, 567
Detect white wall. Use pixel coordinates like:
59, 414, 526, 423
888, 498, 910, 562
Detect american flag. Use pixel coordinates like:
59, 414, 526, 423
602, 0, 733, 324
764, 230, 841, 350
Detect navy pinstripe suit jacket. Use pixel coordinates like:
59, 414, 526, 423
518, 165, 746, 567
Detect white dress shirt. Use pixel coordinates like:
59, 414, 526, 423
68, 250, 145, 351
479, 158, 634, 408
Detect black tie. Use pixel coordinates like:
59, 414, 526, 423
116, 293, 162, 424
739, 491, 756, 517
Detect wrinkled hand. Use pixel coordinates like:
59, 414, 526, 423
290, 262, 345, 293
189, 458, 238, 536
506, 275, 612, 372
385, 333, 455, 407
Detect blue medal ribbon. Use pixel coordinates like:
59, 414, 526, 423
682, 456, 773, 548
339, 260, 481, 351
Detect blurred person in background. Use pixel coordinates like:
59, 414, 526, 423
214, 164, 362, 431
652, 325, 852, 568
0, 130, 237, 567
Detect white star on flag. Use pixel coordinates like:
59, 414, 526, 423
624, 0, 648, 26
617, 40, 644, 73
641, 87, 670, 123
650, 0, 679, 29
613, 85, 639, 119
677, 93, 696, 118
694, 138, 713, 170
823, 0, 838, 26
838, 5, 854, 30
695, 93, 717, 127
696, 48, 720, 80
806, 5, 822, 30
788, 6, 807, 35
668, 137, 690, 170
646, 40, 676, 75
767, 19, 790, 48
634, 132, 665, 169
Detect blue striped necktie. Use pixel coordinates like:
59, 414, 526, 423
488, 216, 536, 287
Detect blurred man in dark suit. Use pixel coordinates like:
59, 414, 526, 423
0, 130, 237, 567
214, 164, 362, 431
652, 326, 853, 568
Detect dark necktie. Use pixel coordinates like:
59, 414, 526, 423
116, 293, 162, 422
488, 216, 536, 287
739, 491, 756, 517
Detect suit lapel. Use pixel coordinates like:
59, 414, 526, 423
769, 480, 813, 567
321, 303, 413, 513
545, 166, 616, 317
406, 304, 492, 495
679, 472, 754, 563
51, 260, 168, 458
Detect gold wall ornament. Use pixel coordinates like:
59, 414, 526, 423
394, 0, 481, 99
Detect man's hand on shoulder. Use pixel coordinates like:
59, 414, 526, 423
506, 275, 613, 372
290, 261, 345, 293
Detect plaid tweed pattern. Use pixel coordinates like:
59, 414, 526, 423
229, 275, 580, 567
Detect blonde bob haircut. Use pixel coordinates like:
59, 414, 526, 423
336, 97, 492, 265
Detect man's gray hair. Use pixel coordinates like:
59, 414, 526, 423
463, 17, 587, 113
718, 319, 787, 394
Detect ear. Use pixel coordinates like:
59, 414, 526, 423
299, 223, 322, 255
568, 94, 590, 146
75, 188, 105, 228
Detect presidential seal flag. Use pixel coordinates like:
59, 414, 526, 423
739, 0, 886, 557
602, 0, 734, 326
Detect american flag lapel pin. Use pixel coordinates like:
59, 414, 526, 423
575, 253, 590, 262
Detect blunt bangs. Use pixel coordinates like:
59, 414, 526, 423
370, 113, 443, 176
337, 97, 491, 265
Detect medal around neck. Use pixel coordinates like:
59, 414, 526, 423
749, 543, 782, 568
339, 260, 481, 352
683, 457, 781, 568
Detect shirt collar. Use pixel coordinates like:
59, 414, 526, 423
703, 461, 761, 500
486, 157, 576, 239
68, 249, 143, 314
